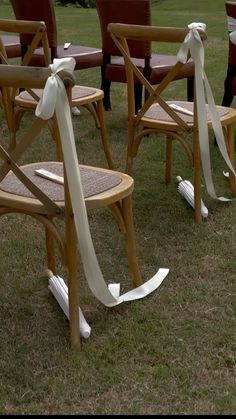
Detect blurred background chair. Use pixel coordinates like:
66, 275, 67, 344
0, 19, 51, 149
10, 0, 103, 70
0, 18, 114, 168
0, 63, 142, 347
0, 34, 21, 58
95, 0, 195, 113
221, 0, 236, 108
109, 22, 236, 222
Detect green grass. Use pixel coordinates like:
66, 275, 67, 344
0, 0, 236, 415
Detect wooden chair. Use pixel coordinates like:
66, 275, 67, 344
10, 0, 102, 70
108, 22, 236, 222
0, 19, 114, 168
95, 0, 195, 113
0, 63, 142, 347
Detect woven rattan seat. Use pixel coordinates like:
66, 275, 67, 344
0, 162, 121, 201
144, 101, 229, 123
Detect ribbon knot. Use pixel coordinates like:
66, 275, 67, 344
36, 57, 76, 120
188, 22, 206, 32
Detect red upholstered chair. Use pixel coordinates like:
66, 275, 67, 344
10, 0, 102, 70
95, 0, 195, 113
0, 34, 21, 58
221, 0, 236, 107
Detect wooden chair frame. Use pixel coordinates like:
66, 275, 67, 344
0, 64, 142, 347
108, 22, 236, 222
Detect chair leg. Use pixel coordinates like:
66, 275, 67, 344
193, 131, 202, 223
215, 67, 236, 146
101, 77, 112, 111
187, 76, 194, 102
122, 195, 142, 287
226, 123, 236, 195
125, 131, 135, 175
134, 84, 143, 114
48, 116, 63, 161
82, 103, 101, 129
96, 100, 115, 169
214, 93, 234, 146
165, 135, 173, 184
222, 65, 236, 108
214, 88, 234, 146
222, 88, 234, 108
64, 178, 80, 348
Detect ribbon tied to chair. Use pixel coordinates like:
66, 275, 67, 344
178, 22, 236, 202
35, 57, 169, 307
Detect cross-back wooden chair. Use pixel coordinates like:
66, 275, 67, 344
108, 22, 236, 222
0, 19, 114, 168
95, 0, 195, 113
0, 63, 142, 347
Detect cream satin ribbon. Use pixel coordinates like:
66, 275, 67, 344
35, 58, 169, 307
178, 22, 236, 202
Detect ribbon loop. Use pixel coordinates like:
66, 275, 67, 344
35, 57, 75, 120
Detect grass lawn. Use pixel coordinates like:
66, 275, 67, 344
0, 0, 235, 415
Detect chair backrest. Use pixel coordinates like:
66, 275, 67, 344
0, 19, 51, 67
108, 23, 206, 121
0, 35, 14, 137
225, 1, 236, 67
95, 0, 151, 58
0, 64, 73, 204
10, 0, 58, 59
0, 64, 77, 269
225, 0, 236, 31
0, 19, 51, 148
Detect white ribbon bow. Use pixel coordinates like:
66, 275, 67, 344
178, 22, 236, 202
35, 58, 169, 307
